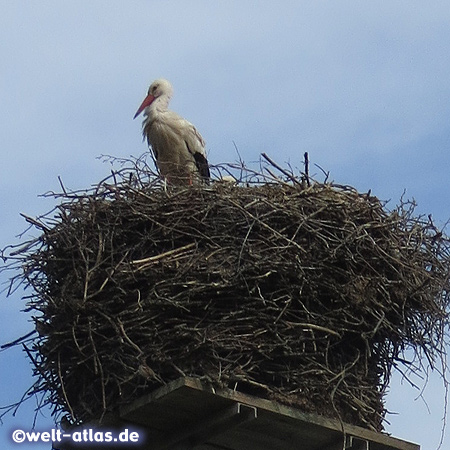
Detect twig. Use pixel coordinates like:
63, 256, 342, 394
19, 213, 49, 232
261, 152, 303, 186
304, 152, 311, 187
1, 330, 36, 349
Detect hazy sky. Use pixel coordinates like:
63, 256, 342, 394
1, 2, 449, 449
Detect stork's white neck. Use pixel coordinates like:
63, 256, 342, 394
146, 94, 171, 119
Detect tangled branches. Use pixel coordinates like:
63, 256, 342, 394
2, 155, 450, 432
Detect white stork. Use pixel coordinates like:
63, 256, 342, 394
133, 78, 210, 185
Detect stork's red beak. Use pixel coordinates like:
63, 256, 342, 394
133, 94, 155, 119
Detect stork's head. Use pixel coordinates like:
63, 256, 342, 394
133, 78, 173, 119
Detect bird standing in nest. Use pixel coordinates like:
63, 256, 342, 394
134, 78, 210, 185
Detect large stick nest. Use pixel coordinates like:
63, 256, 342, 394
2, 155, 450, 432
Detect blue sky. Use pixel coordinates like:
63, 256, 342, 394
1, 2, 449, 449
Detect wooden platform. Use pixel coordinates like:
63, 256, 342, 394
118, 377, 419, 450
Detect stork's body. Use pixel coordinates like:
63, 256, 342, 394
134, 79, 210, 185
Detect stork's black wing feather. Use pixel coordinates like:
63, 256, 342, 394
184, 139, 210, 183
193, 151, 210, 181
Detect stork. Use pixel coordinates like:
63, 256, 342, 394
134, 78, 210, 185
